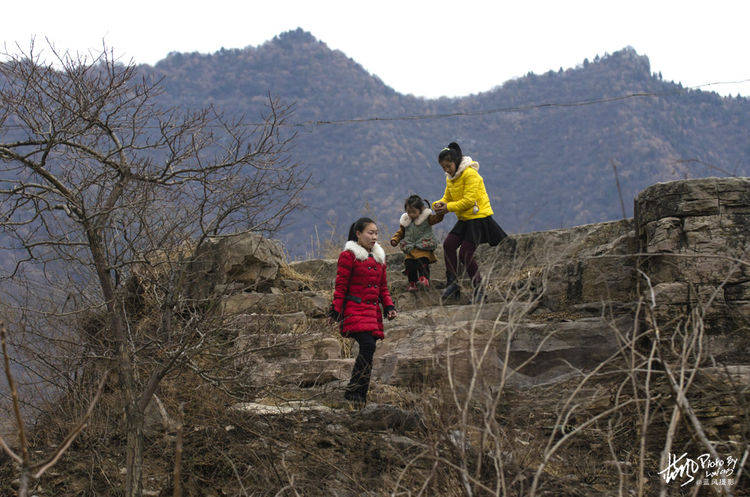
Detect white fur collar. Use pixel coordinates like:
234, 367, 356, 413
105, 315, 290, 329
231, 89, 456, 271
399, 208, 433, 227
344, 240, 386, 264
447, 156, 479, 180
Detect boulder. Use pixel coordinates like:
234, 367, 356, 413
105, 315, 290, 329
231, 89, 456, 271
186, 233, 285, 300
644, 217, 682, 253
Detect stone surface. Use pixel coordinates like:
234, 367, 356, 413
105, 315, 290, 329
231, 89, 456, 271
187, 233, 285, 299
222, 291, 329, 317
635, 177, 750, 226
230, 401, 333, 415
468, 219, 638, 311
243, 358, 354, 388
635, 178, 750, 333
372, 304, 631, 390
279, 279, 307, 292
288, 259, 338, 289
701, 365, 750, 385
228, 311, 309, 332
645, 217, 682, 253
235, 331, 340, 364
220, 179, 749, 397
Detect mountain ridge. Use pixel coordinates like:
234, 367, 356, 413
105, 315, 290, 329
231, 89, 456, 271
106, 29, 750, 255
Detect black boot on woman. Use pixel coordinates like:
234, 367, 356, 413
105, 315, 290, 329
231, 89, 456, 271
441, 273, 461, 302
471, 281, 486, 304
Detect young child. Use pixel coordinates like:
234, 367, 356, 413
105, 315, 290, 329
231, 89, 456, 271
432, 142, 507, 303
390, 195, 444, 291
329, 217, 397, 406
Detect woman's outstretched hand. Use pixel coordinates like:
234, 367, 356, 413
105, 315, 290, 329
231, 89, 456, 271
387, 309, 397, 320
390, 239, 398, 247
433, 202, 448, 215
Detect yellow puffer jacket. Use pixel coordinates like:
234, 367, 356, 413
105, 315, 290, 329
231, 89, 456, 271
433, 156, 494, 220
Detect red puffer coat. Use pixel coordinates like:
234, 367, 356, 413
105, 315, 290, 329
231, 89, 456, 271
332, 241, 395, 339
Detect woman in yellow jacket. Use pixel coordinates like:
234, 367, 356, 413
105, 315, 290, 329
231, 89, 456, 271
433, 142, 507, 302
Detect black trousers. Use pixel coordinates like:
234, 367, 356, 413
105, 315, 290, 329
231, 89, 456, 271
404, 257, 430, 283
346, 332, 377, 401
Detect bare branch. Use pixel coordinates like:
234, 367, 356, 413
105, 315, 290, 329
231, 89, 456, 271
31, 370, 109, 478
0, 318, 30, 466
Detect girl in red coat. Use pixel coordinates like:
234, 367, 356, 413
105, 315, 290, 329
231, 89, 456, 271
329, 217, 397, 405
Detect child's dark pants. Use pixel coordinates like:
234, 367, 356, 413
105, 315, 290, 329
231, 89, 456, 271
404, 257, 431, 283
346, 332, 377, 401
443, 233, 480, 285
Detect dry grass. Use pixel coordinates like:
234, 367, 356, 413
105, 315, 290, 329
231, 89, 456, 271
5, 224, 748, 497
278, 263, 316, 286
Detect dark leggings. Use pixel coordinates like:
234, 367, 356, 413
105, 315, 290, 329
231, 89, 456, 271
404, 257, 430, 283
443, 233, 480, 285
347, 332, 377, 401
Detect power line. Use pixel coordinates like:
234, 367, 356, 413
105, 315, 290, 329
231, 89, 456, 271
279, 78, 750, 128
1, 78, 748, 132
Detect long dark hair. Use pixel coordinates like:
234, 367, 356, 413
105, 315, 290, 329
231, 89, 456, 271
347, 217, 376, 241
438, 142, 462, 166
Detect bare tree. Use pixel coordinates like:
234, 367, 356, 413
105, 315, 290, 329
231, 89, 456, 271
1, 318, 108, 497
0, 42, 307, 497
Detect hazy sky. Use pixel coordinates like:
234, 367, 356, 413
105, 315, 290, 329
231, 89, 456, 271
4, 0, 749, 98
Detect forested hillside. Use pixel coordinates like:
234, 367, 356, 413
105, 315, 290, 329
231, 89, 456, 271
144, 28, 747, 254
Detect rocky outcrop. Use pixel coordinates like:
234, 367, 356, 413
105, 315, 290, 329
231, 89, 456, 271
635, 178, 750, 342
13, 179, 749, 497
475, 218, 638, 311
373, 303, 633, 389
217, 178, 749, 395
186, 232, 286, 300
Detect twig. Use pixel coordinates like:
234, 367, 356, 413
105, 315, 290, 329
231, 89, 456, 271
0, 319, 30, 466
0, 432, 22, 464
173, 402, 184, 497
221, 449, 250, 497
31, 370, 109, 478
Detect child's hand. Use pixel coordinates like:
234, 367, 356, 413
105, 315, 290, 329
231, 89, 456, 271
387, 309, 397, 320
390, 239, 398, 247
433, 202, 447, 214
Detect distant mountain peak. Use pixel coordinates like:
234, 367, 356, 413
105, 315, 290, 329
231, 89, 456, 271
594, 47, 651, 75
272, 28, 321, 47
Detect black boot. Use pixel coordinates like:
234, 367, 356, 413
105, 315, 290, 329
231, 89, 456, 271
441, 273, 461, 302
471, 282, 486, 304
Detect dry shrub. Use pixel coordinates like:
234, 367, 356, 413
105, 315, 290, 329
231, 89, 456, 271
278, 264, 316, 286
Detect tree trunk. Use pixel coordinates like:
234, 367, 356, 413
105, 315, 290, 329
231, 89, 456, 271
86, 226, 145, 496
18, 469, 30, 497
125, 405, 145, 497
